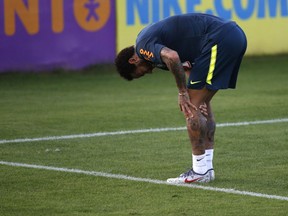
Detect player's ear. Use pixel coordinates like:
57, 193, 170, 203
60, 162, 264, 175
128, 54, 139, 64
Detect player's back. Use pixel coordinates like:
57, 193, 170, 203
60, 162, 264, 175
136, 13, 233, 63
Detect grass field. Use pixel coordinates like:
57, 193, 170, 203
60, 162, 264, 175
0, 55, 288, 215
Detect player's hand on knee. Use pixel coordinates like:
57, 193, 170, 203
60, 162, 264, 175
199, 103, 208, 117
178, 91, 197, 118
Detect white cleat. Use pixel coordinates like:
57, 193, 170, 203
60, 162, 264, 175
167, 169, 214, 184
209, 169, 215, 181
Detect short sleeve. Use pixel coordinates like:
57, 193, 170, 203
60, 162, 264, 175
136, 38, 165, 65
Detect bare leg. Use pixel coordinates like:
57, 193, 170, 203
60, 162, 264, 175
205, 101, 216, 150
204, 102, 216, 175
186, 88, 217, 155
166, 88, 217, 183
186, 109, 207, 155
183, 88, 217, 175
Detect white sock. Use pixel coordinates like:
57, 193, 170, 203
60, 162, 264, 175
206, 149, 214, 170
192, 153, 207, 174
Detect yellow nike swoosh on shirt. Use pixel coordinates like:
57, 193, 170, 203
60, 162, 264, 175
190, 80, 201, 85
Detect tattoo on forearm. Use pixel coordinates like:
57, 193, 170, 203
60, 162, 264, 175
161, 47, 186, 90
170, 61, 186, 90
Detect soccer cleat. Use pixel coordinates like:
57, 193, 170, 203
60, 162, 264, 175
167, 169, 214, 184
209, 169, 215, 181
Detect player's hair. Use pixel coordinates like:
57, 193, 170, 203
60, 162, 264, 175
114, 46, 136, 81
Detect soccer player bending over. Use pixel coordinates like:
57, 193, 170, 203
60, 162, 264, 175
115, 13, 247, 183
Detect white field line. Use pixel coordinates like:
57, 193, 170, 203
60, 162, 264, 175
1, 161, 288, 202
0, 118, 288, 145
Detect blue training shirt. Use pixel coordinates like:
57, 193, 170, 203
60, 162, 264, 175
135, 13, 233, 70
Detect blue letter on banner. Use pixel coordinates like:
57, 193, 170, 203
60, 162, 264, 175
234, 0, 255, 20
127, 0, 149, 25
258, 0, 288, 18
214, 0, 232, 19
163, 0, 182, 18
186, 0, 202, 13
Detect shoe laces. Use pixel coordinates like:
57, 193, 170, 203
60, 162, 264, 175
180, 169, 194, 178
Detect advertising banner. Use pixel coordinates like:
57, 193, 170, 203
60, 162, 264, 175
0, 0, 116, 72
116, 0, 288, 55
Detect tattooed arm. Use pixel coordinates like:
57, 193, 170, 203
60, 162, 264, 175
160, 47, 197, 117
160, 47, 187, 92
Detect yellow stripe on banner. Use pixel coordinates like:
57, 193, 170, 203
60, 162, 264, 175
206, 45, 217, 85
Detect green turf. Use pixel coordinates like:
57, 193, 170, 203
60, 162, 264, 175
0, 55, 288, 215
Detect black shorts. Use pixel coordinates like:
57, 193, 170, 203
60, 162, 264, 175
187, 23, 247, 90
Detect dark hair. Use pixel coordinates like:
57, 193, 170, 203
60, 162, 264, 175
114, 46, 136, 81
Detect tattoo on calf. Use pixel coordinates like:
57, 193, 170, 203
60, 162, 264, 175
206, 119, 216, 141
186, 114, 207, 146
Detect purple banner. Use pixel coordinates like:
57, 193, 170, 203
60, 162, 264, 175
0, 0, 115, 72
